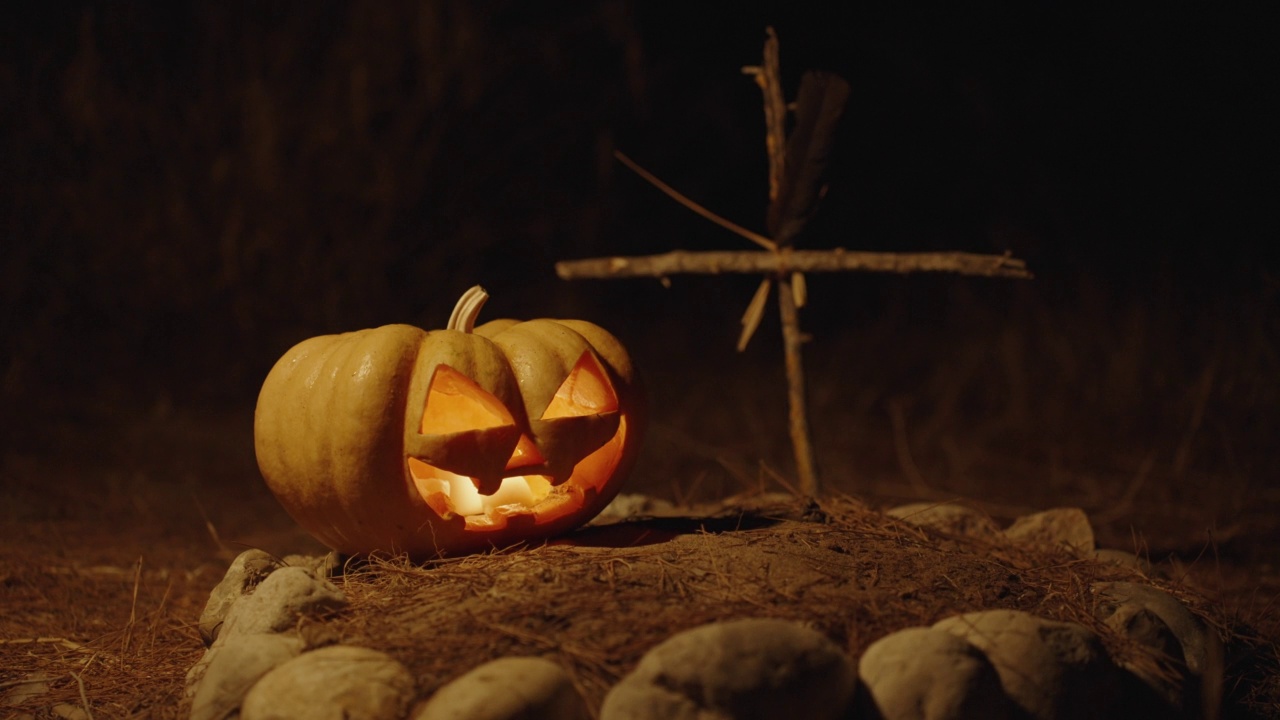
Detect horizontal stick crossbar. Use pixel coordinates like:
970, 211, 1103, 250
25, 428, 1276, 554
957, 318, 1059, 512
556, 249, 1032, 280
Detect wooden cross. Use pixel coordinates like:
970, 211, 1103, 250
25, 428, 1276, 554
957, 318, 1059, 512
556, 28, 1031, 496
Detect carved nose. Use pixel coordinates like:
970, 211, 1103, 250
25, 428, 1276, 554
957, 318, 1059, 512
503, 433, 545, 473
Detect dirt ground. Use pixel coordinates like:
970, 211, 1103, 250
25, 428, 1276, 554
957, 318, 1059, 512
4, 5, 1276, 718
2, 403, 1279, 719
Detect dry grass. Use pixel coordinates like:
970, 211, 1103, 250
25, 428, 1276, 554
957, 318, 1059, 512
0, 556, 209, 719
637, 275, 1280, 557
2, 4, 1276, 718
316, 495, 1274, 716
2, 471, 1278, 718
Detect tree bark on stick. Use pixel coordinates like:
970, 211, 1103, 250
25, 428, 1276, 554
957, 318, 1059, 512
777, 273, 819, 495
556, 249, 1032, 280
561, 28, 1032, 499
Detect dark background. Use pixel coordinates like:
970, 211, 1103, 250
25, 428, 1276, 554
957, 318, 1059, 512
3, 3, 1276, 539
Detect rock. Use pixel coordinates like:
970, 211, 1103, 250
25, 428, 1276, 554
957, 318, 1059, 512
885, 503, 1000, 538
185, 650, 213, 701
591, 494, 676, 524
282, 551, 343, 578
51, 704, 90, 719
934, 609, 1118, 719
858, 626, 1019, 720
199, 549, 283, 645
1092, 582, 1216, 675
221, 566, 347, 638
2, 671, 53, 708
413, 656, 586, 720
1093, 580, 1222, 716
1093, 549, 1153, 574
601, 683, 691, 720
189, 633, 304, 720
241, 645, 415, 720
1095, 602, 1188, 713
599, 618, 855, 720
1004, 507, 1095, 553
189, 557, 322, 697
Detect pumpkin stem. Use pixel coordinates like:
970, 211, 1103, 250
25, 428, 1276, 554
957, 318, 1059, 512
448, 285, 489, 333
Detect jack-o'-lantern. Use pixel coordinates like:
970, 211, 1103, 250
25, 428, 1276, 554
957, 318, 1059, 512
254, 286, 645, 558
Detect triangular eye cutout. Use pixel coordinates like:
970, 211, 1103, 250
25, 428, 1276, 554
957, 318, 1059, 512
541, 351, 619, 420
420, 365, 514, 435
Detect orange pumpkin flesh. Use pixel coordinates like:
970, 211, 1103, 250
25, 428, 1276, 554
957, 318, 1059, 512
254, 286, 644, 558
407, 352, 625, 530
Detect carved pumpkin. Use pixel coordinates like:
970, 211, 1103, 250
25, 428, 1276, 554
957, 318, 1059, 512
254, 286, 645, 558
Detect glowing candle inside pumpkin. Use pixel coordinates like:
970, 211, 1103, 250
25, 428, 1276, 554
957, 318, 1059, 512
442, 472, 550, 516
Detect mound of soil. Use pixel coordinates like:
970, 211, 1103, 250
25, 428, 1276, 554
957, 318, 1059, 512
323, 495, 1279, 716
2, 410, 1278, 718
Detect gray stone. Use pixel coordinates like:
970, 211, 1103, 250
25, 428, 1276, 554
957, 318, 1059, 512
1093, 580, 1222, 716
221, 566, 347, 638
600, 682, 700, 720
1097, 603, 1187, 712
185, 649, 214, 701
3, 671, 54, 720
2, 671, 53, 707
1093, 549, 1153, 574
591, 494, 676, 524
413, 656, 587, 720
199, 549, 283, 645
1092, 582, 1216, 675
858, 626, 1018, 720
934, 609, 1118, 719
282, 551, 343, 578
188, 555, 345, 703
1004, 507, 1095, 553
189, 633, 304, 720
240, 645, 415, 720
886, 503, 1000, 538
51, 704, 89, 720
599, 618, 855, 720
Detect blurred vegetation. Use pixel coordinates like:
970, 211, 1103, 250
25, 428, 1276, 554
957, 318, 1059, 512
3, 1, 641, 406
2, 3, 1276, 530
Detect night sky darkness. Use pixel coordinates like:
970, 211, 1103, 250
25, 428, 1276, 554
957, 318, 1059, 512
2, 3, 1276, 495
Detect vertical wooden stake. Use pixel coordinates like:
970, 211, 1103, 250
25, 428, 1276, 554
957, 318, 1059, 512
561, 28, 1031, 499
777, 273, 818, 495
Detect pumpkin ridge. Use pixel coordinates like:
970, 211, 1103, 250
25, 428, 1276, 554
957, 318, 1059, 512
254, 288, 645, 559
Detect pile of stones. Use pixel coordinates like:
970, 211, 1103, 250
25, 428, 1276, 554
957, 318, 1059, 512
185, 500, 1220, 719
